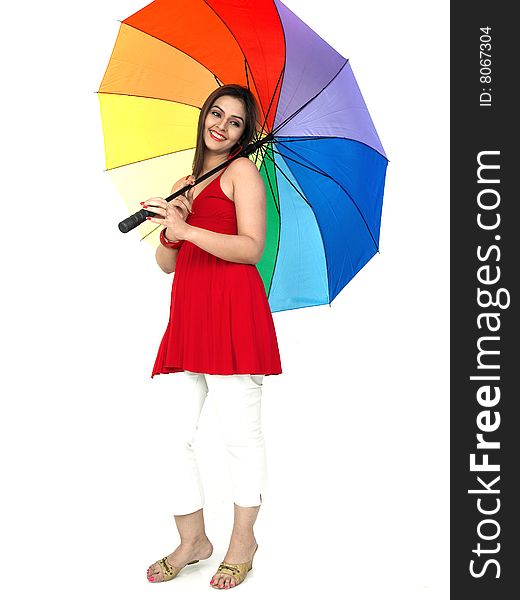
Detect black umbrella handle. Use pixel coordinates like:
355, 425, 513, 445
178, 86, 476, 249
117, 186, 193, 233
117, 135, 271, 234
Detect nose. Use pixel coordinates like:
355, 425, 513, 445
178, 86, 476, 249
214, 116, 226, 128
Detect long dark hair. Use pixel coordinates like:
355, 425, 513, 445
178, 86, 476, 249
191, 84, 260, 179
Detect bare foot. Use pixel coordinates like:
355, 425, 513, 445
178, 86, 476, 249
147, 536, 213, 582
210, 536, 257, 589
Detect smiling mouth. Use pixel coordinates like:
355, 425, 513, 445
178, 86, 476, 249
209, 129, 226, 141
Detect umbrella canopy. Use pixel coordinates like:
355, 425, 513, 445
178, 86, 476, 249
98, 0, 387, 312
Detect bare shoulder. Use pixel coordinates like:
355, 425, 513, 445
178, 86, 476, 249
220, 157, 263, 202
228, 157, 263, 190
230, 156, 258, 171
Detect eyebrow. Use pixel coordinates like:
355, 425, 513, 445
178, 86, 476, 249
212, 104, 244, 122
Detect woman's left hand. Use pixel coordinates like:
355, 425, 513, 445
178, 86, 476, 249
144, 197, 191, 240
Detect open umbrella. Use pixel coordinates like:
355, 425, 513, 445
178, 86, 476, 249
97, 0, 387, 312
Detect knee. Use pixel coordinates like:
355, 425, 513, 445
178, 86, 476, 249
220, 424, 265, 449
171, 431, 199, 455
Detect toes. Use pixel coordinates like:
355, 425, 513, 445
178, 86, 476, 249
209, 573, 238, 589
210, 573, 237, 589
147, 562, 162, 582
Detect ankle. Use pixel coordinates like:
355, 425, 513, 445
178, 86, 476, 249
180, 534, 211, 547
230, 531, 256, 544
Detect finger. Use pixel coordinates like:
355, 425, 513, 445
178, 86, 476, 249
144, 197, 165, 203
145, 215, 165, 225
172, 206, 188, 220
141, 198, 167, 209
180, 176, 196, 190
175, 198, 193, 214
170, 198, 191, 216
143, 204, 166, 217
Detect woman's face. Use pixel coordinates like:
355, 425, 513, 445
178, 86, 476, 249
203, 95, 246, 155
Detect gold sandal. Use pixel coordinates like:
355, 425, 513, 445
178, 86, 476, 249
147, 556, 199, 582
211, 544, 258, 588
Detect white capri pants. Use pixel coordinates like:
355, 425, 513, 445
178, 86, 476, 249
170, 370, 267, 515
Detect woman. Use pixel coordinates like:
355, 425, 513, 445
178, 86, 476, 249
143, 84, 282, 589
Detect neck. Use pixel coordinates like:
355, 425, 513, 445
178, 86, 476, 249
202, 150, 233, 175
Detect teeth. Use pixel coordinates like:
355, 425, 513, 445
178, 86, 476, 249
210, 130, 225, 140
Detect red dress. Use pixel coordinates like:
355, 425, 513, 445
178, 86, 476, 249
151, 169, 283, 378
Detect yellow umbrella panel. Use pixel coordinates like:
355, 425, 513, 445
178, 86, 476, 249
98, 22, 219, 246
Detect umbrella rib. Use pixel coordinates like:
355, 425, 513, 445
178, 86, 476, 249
262, 149, 280, 213
270, 155, 331, 304
245, 57, 250, 91
202, 2, 267, 127
258, 147, 281, 299
271, 60, 349, 136
265, 0, 288, 139
269, 145, 327, 177
256, 137, 270, 165
140, 223, 162, 242
273, 135, 337, 144
97, 90, 201, 111
274, 135, 388, 161
252, 136, 262, 165
271, 141, 379, 252
247, 0, 291, 142
104, 146, 196, 173
256, 143, 264, 166
258, 67, 285, 139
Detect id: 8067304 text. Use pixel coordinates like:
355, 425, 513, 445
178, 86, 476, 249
480, 27, 492, 107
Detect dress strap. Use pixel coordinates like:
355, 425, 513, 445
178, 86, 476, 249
227, 144, 244, 161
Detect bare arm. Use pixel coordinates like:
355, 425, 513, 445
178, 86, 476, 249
153, 175, 195, 274
184, 158, 266, 264
155, 243, 180, 274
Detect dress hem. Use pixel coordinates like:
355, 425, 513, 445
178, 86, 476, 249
151, 366, 283, 378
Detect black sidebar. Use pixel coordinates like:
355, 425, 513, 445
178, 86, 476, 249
451, 3, 518, 598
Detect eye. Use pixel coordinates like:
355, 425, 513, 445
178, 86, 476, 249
231, 121, 241, 127
211, 111, 220, 117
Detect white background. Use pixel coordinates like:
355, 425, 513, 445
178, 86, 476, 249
1, 1, 449, 598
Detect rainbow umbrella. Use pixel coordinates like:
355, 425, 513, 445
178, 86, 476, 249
97, 0, 387, 312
